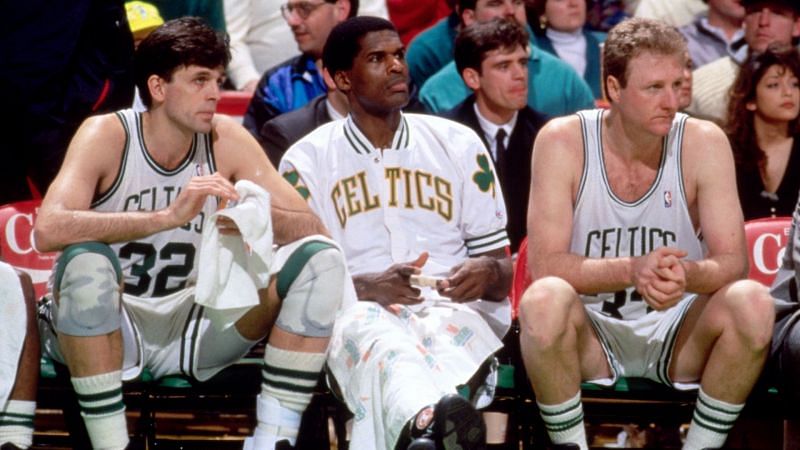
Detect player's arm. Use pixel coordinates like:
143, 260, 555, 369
212, 116, 329, 244
438, 247, 512, 302
528, 117, 635, 294
680, 119, 748, 293
33, 115, 214, 252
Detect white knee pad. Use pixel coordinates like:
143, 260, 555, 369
275, 242, 346, 337
53, 243, 123, 337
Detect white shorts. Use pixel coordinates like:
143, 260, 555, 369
585, 294, 698, 390
40, 287, 256, 382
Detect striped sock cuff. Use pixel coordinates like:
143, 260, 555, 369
0, 400, 35, 428
71, 371, 125, 418
692, 388, 744, 435
261, 345, 326, 413
537, 392, 587, 448
0, 400, 35, 448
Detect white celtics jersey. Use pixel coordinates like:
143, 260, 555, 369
571, 109, 703, 320
91, 109, 218, 297
279, 113, 510, 278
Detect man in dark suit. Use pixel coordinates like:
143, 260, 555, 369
445, 17, 547, 251
259, 67, 349, 166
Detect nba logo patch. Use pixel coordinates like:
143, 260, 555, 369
663, 190, 673, 208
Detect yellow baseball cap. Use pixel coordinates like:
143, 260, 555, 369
126, 1, 164, 38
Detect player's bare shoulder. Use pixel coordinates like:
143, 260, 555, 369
532, 114, 584, 169
67, 112, 128, 173
681, 116, 733, 164
210, 114, 272, 175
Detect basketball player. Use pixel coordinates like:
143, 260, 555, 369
279, 17, 512, 450
33, 17, 349, 450
518, 18, 774, 450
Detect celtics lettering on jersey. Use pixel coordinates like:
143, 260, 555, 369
582, 226, 680, 319
572, 109, 703, 321
94, 109, 217, 298
585, 226, 676, 258
118, 184, 206, 297
286, 167, 454, 228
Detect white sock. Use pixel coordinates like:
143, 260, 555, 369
684, 388, 743, 450
0, 400, 35, 449
253, 345, 326, 445
537, 391, 588, 450
71, 371, 129, 450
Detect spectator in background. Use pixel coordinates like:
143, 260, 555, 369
126, 1, 165, 48
585, 0, 630, 31
148, 0, 226, 33
634, 0, 708, 27
388, 0, 452, 45
225, 0, 388, 92
679, 50, 695, 111
242, 0, 358, 139
407, 0, 525, 89
529, 0, 607, 98
689, 0, 800, 124
679, 0, 746, 70
726, 44, 800, 220
418, 0, 594, 115
0, 0, 135, 203
445, 18, 547, 250
126, 1, 164, 112
259, 68, 349, 166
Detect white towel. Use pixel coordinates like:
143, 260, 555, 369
196, 180, 273, 330
0, 261, 26, 406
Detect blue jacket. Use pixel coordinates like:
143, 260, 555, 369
420, 46, 595, 116
243, 54, 327, 138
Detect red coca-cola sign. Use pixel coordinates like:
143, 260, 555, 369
745, 217, 793, 287
0, 200, 56, 299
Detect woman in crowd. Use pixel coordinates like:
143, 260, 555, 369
529, 0, 607, 98
726, 44, 800, 220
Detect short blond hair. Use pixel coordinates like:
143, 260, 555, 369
603, 18, 686, 96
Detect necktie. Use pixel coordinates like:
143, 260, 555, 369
495, 128, 507, 182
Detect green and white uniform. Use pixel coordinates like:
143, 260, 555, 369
573, 109, 703, 388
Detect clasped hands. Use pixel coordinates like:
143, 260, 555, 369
632, 247, 688, 311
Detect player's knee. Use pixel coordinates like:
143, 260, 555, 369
722, 280, 774, 349
276, 241, 346, 337
54, 243, 123, 337
519, 276, 576, 345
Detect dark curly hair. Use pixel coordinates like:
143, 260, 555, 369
725, 44, 800, 169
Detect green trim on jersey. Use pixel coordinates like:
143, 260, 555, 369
656, 296, 693, 385
343, 115, 410, 156
674, 114, 689, 208
595, 109, 667, 208
465, 228, 510, 255
136, 112, 199, 176
93, 112, 132, 207
575, 109, 594, 207
276, 240, 337, 300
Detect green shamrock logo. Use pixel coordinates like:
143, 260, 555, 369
282, 170, 310, 200
472, 154, 495, 197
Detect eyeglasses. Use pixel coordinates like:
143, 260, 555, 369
280, 1, 330, 20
